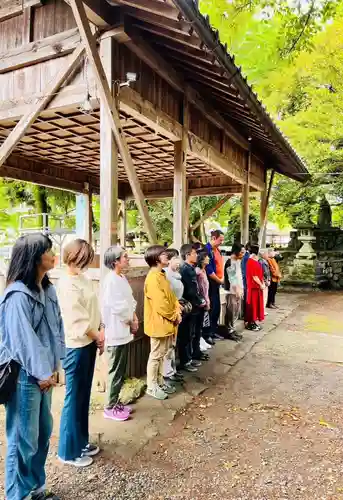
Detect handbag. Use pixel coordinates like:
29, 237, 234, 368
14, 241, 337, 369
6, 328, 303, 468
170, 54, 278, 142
0, 359, 19, 405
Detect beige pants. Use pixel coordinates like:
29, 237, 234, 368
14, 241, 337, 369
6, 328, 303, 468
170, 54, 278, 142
147, 336, 173, 389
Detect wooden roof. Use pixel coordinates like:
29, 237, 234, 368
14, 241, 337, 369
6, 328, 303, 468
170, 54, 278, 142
103, 0, 308, 182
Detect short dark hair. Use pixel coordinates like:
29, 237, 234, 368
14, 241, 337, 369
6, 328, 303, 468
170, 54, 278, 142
165, 248, 179, 261
63, 239, 94, 269
231, 242, 243, 256
193, 242, 203, 251
180, 244, 196, 261
197, 250, 209, 268
7, 233, 53, 291
104, 245, 126, 270
211, 230, 224, 239
245, 241, 252, 251
250, 244, 259, 255
144, 245, 166, 267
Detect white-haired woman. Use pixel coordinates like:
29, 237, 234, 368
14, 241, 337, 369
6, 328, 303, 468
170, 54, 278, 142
102, 246, 138, 421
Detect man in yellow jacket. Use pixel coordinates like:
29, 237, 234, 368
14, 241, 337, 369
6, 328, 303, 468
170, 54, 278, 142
267, 248, 282, 309
144, 245, 181, 400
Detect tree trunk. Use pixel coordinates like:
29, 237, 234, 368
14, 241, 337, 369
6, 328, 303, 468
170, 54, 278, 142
34, 186, 49, 230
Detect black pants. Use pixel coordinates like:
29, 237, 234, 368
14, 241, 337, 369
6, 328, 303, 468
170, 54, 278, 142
177, 313, 196, 367
209, 281, 221, 334
267, 281, 278, 306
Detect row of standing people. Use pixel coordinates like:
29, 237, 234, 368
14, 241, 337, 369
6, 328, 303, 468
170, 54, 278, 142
0, 233, 281, 499
224, 242, 282, 335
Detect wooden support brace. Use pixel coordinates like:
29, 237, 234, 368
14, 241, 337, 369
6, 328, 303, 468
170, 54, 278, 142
258, 169, 275, 247
69, 0, 157, 244
173, 98, 188, 249
191, 194, 231, 232
0, 43, 85, 168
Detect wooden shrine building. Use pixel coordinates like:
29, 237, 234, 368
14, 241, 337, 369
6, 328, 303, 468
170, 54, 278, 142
0, 0, 309, 261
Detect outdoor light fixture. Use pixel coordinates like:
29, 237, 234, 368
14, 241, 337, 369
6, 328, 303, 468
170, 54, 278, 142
79, 92, 94, 114
119, 72, 138, 88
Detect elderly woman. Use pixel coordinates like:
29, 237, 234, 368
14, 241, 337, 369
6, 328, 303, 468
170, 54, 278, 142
57, 239, 104, 468
102, 246, 138, 421
0, 234, 65, 500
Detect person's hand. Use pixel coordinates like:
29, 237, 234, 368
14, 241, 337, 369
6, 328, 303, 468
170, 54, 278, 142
175, 314, 182, 325
38, 376, 56, 392
98, 327, 105, 342
130, 317, 139, 334
205, 304, 210, 311
260, 284, 265, 290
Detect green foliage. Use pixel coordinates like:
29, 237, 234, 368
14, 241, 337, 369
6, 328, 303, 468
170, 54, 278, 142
200, 0, 343, 229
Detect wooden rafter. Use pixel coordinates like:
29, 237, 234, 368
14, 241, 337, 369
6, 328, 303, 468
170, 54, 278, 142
68, 0, 157, 243
0, 43, 85, 169
191, 194, 231, 232
258, 169, 275, 247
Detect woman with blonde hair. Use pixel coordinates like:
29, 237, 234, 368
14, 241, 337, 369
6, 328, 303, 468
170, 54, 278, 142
57, 239, 104, 468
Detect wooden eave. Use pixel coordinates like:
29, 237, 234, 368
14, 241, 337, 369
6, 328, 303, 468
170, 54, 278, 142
105, 0, 309, 182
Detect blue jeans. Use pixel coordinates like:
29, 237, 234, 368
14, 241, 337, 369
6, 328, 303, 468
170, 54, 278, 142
58, 342, 97, 460
5, 369, 53, 500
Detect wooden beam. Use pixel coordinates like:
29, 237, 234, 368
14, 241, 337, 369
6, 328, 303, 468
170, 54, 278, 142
68, 0, 157, 243
119, 200, 127, 246
123, 25, 249, 151
64, 0, 117, 26
75, 185, 92, 242
100, 35, 118, 277
191, 194, 231, 231
0, 28, 81, 74
119, 87, 182, 141
0, 44, 85, 169
0, 0, 40, 22
241, 150, 251, 244
258, 169, 275, 247
22, 6, 33, 44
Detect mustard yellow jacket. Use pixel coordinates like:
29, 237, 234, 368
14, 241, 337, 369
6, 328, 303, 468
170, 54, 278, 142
144, 268, 180, 338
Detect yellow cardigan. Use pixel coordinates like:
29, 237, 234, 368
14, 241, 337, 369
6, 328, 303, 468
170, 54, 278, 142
144, 268, 180, 338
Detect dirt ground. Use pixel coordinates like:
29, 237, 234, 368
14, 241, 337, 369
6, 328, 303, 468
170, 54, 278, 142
2, 292, 343, 499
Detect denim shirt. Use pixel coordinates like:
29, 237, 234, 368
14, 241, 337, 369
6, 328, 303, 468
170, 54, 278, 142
0, 281, 65, 381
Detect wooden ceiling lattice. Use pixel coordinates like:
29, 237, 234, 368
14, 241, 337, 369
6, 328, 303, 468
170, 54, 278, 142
0, 108, 217, 183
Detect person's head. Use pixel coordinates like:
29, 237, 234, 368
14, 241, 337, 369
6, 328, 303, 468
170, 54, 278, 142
250, 244, 259, 257
245, 241, 252, 253
144, 245, 168, 269
180, 244, 198, 265
63, 239, 94, 274
210, 230, 224, 248
6, 233, 54, 291
231, 242, 245, 259
197, 251, 210, 269
260, 248, 268, 260
165, 248, 180, 272
193, 242, 203, 251
104, 245, 129, 273
268, 248, 276, 258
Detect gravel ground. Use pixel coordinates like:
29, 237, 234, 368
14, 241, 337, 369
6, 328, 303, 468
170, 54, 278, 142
2, 292, 343, 499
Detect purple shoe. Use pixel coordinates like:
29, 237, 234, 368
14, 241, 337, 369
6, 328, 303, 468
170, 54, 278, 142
118, 403, 133, 415
103, 405, 130, 421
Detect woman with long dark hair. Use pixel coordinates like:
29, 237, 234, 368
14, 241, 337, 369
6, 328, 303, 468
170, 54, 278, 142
0, 234, 65, 500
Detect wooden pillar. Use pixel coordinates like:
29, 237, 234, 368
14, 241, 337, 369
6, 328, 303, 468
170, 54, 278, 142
241, 149, 251, 244
100, 36, 118, 277
119, 200, 127, 247
75, 184, 92, 243
258, 169, 275, 247
173, 98, 188, 250
183, 194, 190, 244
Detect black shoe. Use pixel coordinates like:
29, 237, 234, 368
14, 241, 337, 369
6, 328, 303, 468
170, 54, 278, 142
169, 373, 184, 382
182, 364, 198, 373
191, 359, 202, 367
195, 353, 210, 361
213, 333, 225, 341
32, 493, 60, 500
246, 323, 259, 331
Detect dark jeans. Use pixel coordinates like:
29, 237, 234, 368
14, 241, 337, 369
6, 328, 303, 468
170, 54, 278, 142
6, 369, 53, 500
177, 313, 196, 366
106, 344, 129, 408
58, 342, 97, 461
209, 281, 221, 334
267, 281, 278, 306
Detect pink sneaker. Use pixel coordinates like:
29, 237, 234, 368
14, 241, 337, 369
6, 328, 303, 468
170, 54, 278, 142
117, 403, 133, 415
103, 405, 130, 421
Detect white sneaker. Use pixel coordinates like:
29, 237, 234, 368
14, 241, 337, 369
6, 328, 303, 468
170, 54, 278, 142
58, 455, 93, 467
200, 337, 209, 352
202, 338, 212, 349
